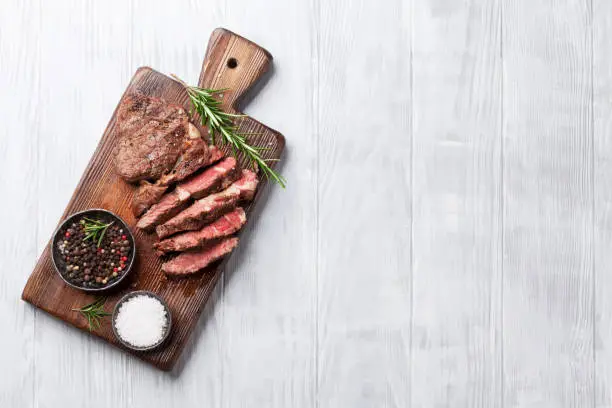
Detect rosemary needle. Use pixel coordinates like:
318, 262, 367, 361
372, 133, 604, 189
171, 74, 286, 188
72, 297, 111, 331
81, 217, 114, 248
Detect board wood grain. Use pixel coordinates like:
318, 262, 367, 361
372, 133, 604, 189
502, 1, 594, 405
594, 1, 612, 406
411, 1, 503, 406
21, 28, 285, 371
316, 1, 412, 407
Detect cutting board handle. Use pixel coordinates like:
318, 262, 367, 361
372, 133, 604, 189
198, 28, 272, 113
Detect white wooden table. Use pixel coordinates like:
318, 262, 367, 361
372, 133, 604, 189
1, 0, 611, 406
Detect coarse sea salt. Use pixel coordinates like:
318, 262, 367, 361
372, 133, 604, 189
115, 294, 168, 348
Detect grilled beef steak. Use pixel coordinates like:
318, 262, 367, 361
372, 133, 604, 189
159, 135, 209, 184
154, 208, 246, 255
155, 169, 258, 239
156, 195, 238, 239
131, 145, 225, 217
136, 157, 240, 231
180, 156, 239, 200
162, 237, 239, 276
114, 93, 193, 182
131, 181, 169, 218
158, 141, 222, 187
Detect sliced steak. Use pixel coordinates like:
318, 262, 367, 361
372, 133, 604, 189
162, 237, 239, 276
132, 181, 168, 217
131, 145, 225, 217
136, 157, 239, 231
136, 188, 191, 232
114, 93, 192, 182
156, 195, 238, 239
154, 208, 246, 254
179, 156, 239, 199
158, 142, 222, 187
231, 169, 259, 201
156, 170, 258, 239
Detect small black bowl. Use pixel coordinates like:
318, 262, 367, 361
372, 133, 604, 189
51, 209, 136, 293
111, 291, 172, 351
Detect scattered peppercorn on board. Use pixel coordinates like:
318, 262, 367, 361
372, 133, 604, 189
21, 28, 285, 371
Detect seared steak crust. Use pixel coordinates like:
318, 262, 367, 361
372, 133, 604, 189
114, 93, 191, 182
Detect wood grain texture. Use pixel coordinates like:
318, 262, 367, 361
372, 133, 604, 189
211, 1, 318, 407
126, 3, 225, 406
31, 4, 136, 407
411, 1, 503, 406
4, 0, 612, 406
502, 0, 594, 406
21, 28, 284, 372
0, 1, 41, 407
316, 1, 412, 407
594, 1, 612, 407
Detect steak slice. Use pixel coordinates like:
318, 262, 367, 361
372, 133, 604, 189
136, 157, 240, 231
132, 181, 168, 217
162, 237, 239, 276
131, 145, 225, 217
179, 156, 239, 199
114, 93, 192, 182
231, 169, 259, 201
135, 187, 192, 232
156, 195, 238, 239
156, 170, 258, 239
154, 208, 246, 255
158, 141, 222, 187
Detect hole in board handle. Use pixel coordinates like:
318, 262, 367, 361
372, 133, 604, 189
227, 58, 238, 69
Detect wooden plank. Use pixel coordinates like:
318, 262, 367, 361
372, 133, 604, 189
0, 0, 41, 406
316, 1, 412, 406
501, 0, 594, 406
214, 1, 318, 407
594, 1, 612, 406
126, 1, 226, 406
411, 1, 503, 406
22, 28, 284, 372
31, 3, 135, 407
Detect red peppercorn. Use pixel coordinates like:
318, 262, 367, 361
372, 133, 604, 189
121, 256, 127, 262
65, 232, 70, 238
113, 267, 118, 272
121, 235, 127, 240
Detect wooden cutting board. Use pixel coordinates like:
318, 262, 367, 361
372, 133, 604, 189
21, 28, 284, 371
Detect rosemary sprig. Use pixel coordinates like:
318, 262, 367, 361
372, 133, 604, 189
80, 217, 113, 247
72, 297, 111, 331
171, 74, 286, 188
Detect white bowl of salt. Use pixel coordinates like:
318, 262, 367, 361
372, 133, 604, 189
112, 291, 172, 351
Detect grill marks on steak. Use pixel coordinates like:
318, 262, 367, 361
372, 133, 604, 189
136, 157, 240, 231
132, 145, 225, 217
154, 208, 246, 255
114, 93, 192, 182
155, 169, 259, 239
162, 237, 239, 276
